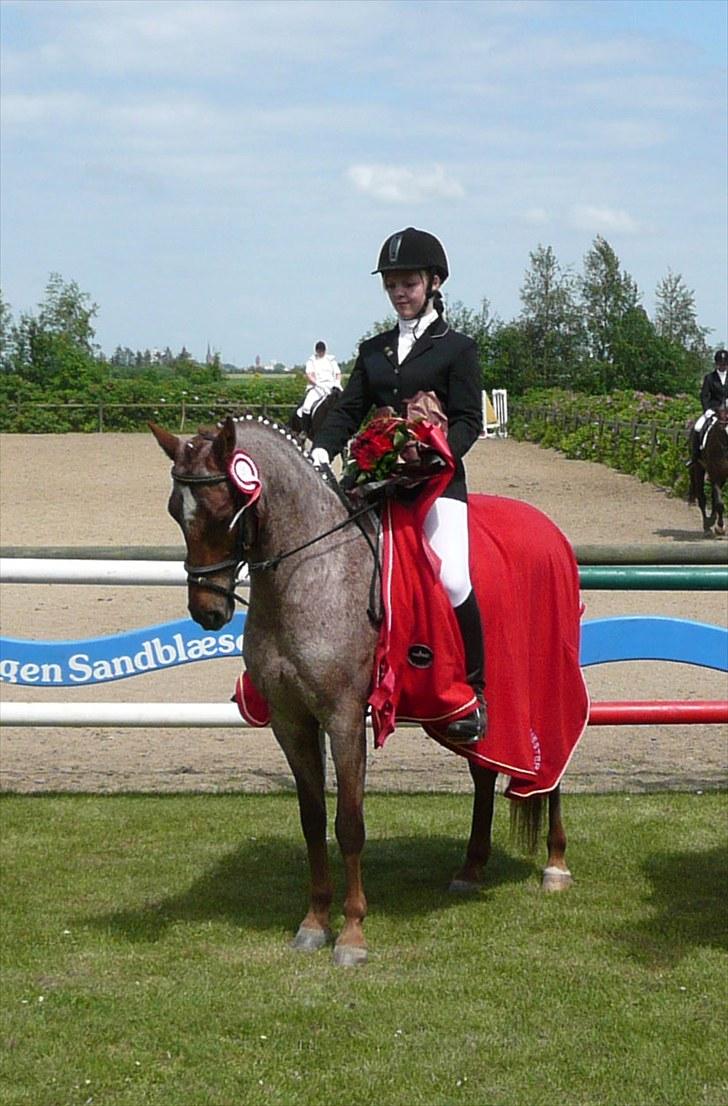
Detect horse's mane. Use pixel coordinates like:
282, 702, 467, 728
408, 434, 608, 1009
190, 415, 347, 512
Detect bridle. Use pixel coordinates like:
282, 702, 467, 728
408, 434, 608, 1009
171, 465, 378, 608
171, 468, 251, 604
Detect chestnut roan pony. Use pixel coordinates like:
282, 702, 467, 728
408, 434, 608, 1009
151, 415, 574, 967
688, 407, 728, 536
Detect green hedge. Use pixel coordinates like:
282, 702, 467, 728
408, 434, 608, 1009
0, 374, 307, 433
509, 388, 699, 496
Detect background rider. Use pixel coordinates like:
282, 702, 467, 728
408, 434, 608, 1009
296, 340, 342, 427
690, 348, 728, 463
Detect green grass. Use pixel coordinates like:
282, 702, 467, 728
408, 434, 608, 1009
1, 792, 726, 1106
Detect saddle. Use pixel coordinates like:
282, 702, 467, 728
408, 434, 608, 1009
699, 409, 728, 451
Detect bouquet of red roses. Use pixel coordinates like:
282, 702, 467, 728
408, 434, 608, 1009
343, 407, 445, 495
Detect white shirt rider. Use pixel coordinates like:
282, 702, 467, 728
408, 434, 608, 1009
298, 342, 342, 417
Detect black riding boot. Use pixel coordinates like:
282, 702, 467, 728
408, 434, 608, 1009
446, 589, 488, 744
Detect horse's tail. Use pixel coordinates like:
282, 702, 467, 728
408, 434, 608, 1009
687, 462, 697, 504
687, 458, 702, 505
509, 794, 545, 854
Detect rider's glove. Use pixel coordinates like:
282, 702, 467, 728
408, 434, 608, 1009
311, 448, 330, 468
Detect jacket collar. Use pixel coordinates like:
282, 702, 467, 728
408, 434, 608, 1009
377, 315, 449, 367
383, 314, 448, 366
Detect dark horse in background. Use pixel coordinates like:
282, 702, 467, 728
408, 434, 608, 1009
688, 407, 728, 536
150, 416, 575, 967
288, 389, 340, 450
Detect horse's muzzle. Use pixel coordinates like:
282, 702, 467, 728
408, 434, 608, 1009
188, 590, 234, 631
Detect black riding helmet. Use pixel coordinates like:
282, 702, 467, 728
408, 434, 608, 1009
372, 227, 449, 283
714, 349, 728, 366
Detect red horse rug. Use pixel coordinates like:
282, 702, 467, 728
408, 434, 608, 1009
369, 489, 589, 798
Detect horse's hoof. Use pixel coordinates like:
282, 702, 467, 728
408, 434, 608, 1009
332, 943, 368, 968
542, 866, 573, 892
448, 877, 482, 895
290, 925, 332, 952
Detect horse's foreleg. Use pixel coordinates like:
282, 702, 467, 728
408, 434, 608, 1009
328, 720, 368, 967
712, 485, 725, 535
449, 763, 497, 893
542, 785, 572, 892
275, 718, 334, 951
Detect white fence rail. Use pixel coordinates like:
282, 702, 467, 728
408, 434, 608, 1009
0, 702, 242, 727
0, 558, 250, 586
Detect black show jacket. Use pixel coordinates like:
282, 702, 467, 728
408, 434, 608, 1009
700, 370, 728, 412
314, 316, 483, 501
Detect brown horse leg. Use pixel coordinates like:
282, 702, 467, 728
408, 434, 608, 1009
541, 785, 573, 892
275, 718, 334, 951
713, 485, 725, 535
449, 763, 497, 893
328, 721, 368, 967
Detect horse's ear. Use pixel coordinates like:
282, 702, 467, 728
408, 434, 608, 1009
214, 416, 238, 467
149, 421, 180, 461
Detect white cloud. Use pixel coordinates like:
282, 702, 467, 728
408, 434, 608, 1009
347, 164, 464, 204
0, 91, 89, 127
596, 120, 671, 150
522, 207, 550, 225
569, 205, 642, 235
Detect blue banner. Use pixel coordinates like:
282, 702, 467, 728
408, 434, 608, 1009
0, 614, 246, 686
1, 613, 725, 687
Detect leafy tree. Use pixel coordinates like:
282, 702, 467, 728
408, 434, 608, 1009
609, 307, 702, 395
37, 273, 98, 354
579, 236, 640, 373
519, 245, 585, 386
447, 297, 498, 374
654, 270, 710, 354
0, 291, 12, 371
488, 321, 536, 395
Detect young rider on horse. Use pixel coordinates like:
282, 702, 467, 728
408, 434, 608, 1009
295, 341, 342, 431
310, 227, 487, 745
689, 348, 728, 464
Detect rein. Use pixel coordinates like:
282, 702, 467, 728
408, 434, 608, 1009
247, 500, 376, 573
171, 464, 379, 606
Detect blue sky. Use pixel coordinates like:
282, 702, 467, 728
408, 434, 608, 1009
1, 0, 726, 367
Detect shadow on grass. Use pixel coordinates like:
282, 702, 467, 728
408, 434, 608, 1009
82, 832, 533, 944
617, 842, 728, 967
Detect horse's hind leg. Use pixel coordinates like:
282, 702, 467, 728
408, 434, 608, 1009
275, 716, 334, 952
542, 785, 573, 892
449, 763, 497, 893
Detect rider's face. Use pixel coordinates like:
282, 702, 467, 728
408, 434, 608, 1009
383, 270, 440, 319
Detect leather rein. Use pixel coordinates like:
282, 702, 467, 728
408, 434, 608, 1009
171, 465, 379, 609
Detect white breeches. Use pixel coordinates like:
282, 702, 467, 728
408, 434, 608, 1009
300, 385, 326, 416
299, 383, 340, 417
423, 497, 472, 608
695, 409, 715, 433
